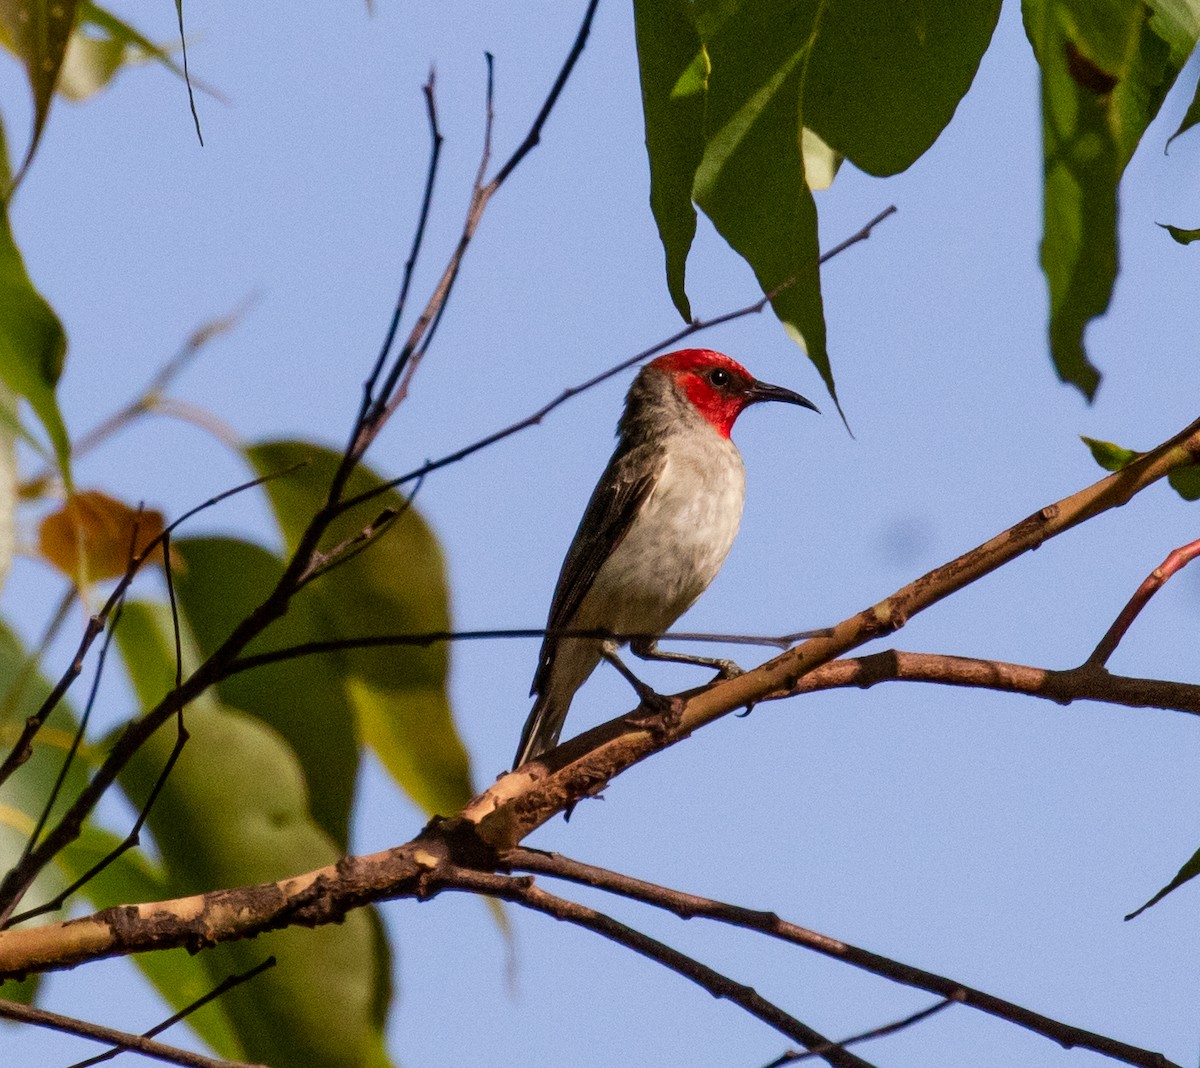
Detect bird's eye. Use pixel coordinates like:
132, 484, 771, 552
707, 368, 731, 388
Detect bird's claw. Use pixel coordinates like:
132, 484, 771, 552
713, 658, 744, 681
628, 690, 685, 739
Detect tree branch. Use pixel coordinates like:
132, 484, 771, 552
1, 414, 1198, 984
505, 848, 1178, 1068
775, 649, 1200, 716
0, 997, 264, 1068
438, 866, 876, 1068
1087, 536, 1200, 667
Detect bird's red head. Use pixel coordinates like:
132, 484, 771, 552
647, 349, 818, 438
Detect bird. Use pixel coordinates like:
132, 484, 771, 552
513, 348, 818, 769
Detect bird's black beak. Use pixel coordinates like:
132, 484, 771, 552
744, 378, 820, 414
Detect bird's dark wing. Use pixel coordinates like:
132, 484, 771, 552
531, 440, 666, 697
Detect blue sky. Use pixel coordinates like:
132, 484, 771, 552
4, 2, 1200, 1066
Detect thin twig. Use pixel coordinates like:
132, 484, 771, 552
0, 465, 302, 795
173, 0, 203, 146
1087, 537, 1200, 667
4, 705, 190, 927
66, 956, 277, 1068
224, 625, 826, 676
66, 297, 256, 466
21, 599, 126, 866
816, 206, 896, 266
336, 204, 897, 517
506, 848, 1179, 1068
438, 866, 876, 1068
762, 998, 957, 1067
358, 71, 443, 424
0, 997, 262, 1068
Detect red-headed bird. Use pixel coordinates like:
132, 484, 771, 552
514, 349, 818, 768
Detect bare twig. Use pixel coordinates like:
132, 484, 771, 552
437, 866, 876, 1068
67, 956, 276, 1068
762, 998, 957, 1067
506, 849, 1177, 1068
355, 0, 599, 457
67, 297, 256, 466
1087, 537, 1200, 667
358, 72, 443, 422
4, 703, 190, 927
0, 0, 601, 927
0, 997, 262, 1068
0, 835, 1178, 1068
337, 204, 899, 518
173, 0, 203, 146
225, 625, 826, 677
0, 465, 300, 796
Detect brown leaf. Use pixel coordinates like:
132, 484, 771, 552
38, 490, 168, 584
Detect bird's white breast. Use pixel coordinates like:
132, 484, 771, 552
579, 428, 746, 635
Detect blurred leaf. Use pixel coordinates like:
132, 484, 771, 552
632, 0, 706, 321
802, 0, 1001, 177
1126, 842, 1200, 919
57, 2, 189, 101
59, 823, 246, 1057
0, 119, 72, 481
0, 614, 243, 1048
113, 601, 393, 1068
0, 385, 16, 594
0, 620, 85, 935
0, 0, 79, 183
246, 441, 475, 821
172, 536, 359, 850
1081, 434, 1200, 500
37, 490, 167, 586
1158, 222, 1200, 244
1023, 0, 1200, 399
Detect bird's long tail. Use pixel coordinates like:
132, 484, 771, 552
512, 690, 568, 770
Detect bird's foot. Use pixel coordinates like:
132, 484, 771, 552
627, 689, 686, 740
712, 658, 744, 681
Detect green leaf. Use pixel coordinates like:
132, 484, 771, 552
1167, 69, 1200, 146
113, 601, 393, 1068
1023, 0, 1200, 399
1081, 434, 1200, 500
1080, 434, 1140, 471
172, 536, 359, 850
802, 0, 1002, 177
692, 1, 837, 407
246, 440, 475, 820
0, 0, 79, 184
1158, 222, 1200, 244
1168, 464, 1200, 500
1126, 842, 1200, 919
632, 0, 706, 321
0, 120, 72, 482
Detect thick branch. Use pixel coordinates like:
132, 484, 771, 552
2, 416, 1199, 982
777, 650, 1200, 715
